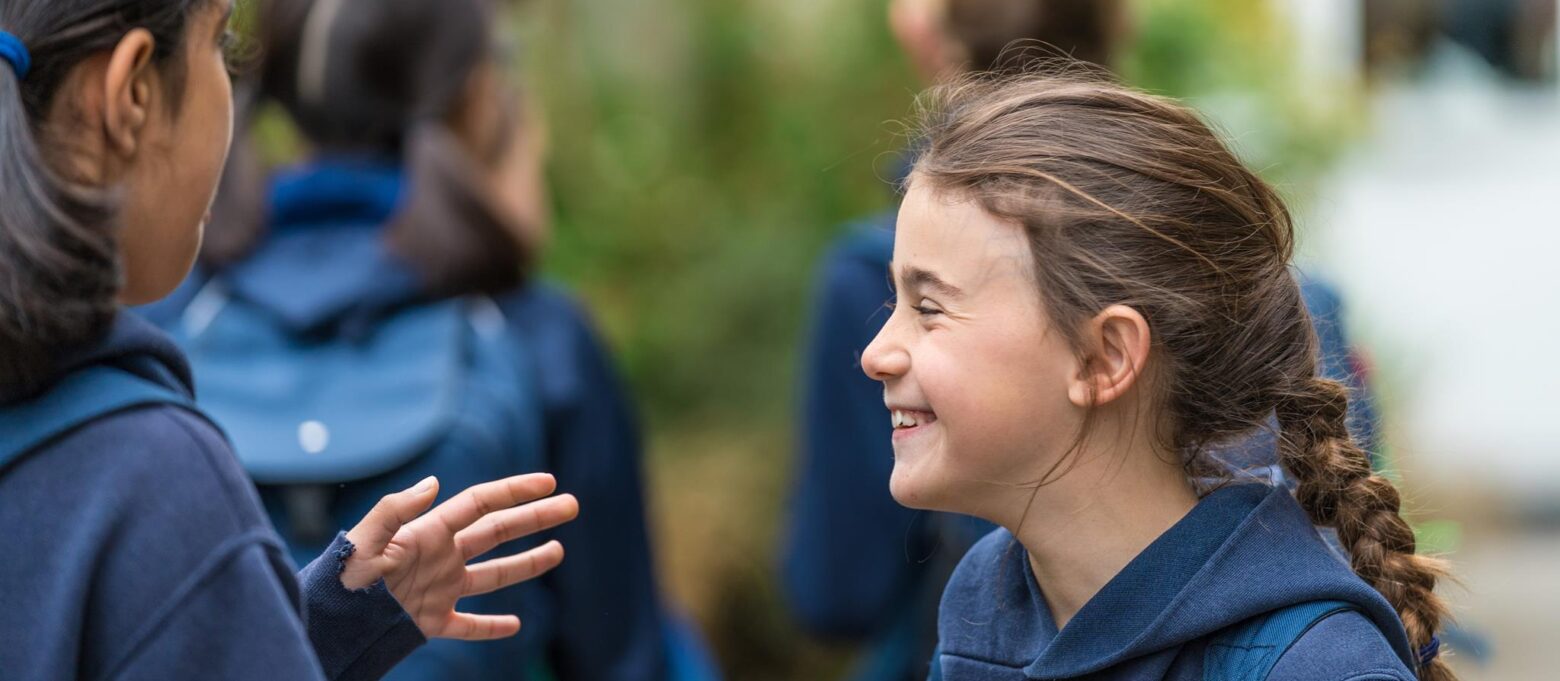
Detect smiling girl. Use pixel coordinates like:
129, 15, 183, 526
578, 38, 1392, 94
862, 74, 1452, 681
0, 1, 575, 679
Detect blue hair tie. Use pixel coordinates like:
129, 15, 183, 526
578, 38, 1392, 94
1417, 635, 1441, 667
0, 30, 31, 80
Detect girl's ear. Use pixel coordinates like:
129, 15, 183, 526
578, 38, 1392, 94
1066, 304, 1152, 408
102, 28, 159, 159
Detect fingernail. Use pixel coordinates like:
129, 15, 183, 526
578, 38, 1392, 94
413, 476, 436, 494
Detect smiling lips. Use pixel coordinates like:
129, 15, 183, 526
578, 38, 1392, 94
891, 409, 938, 430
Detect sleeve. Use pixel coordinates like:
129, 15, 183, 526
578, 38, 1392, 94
525, 292, 671, 681
780, 242, 933, 640
295, 533, 426, 681
1265, 612, 1415, 681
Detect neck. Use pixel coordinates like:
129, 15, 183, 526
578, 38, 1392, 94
1000, 422, 1199, 630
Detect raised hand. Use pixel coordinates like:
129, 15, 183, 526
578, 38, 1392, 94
340, 473, 579, 640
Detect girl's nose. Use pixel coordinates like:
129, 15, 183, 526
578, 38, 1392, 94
861, 321, 909, 382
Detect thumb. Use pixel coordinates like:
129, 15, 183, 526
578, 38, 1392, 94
347, 476, 440, 557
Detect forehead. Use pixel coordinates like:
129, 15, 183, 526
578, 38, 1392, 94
892, 181, 1034, 289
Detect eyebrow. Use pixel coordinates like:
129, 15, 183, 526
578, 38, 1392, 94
892, 263, 966, 300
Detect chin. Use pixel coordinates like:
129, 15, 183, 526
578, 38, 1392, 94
888, 463, 950, 511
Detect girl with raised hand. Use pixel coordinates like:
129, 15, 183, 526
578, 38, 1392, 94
0, 1, 576, 679
862, 72, 1451, 681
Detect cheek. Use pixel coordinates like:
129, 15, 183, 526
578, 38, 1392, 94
192, 59, 235, 200
927, 327, 1081, 480
117, 60, 232, 305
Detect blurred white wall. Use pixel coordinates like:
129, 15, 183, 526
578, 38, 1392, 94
1310, 47, 1560, 504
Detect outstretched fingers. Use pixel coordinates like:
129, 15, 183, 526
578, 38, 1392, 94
456, 493, 579, 560
443, 613, 523, 641
433, 473, 558, 535
462, 540, 565, 596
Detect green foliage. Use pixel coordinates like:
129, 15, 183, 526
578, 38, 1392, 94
519, 0, 919, 428
1122, 0, 1363, 190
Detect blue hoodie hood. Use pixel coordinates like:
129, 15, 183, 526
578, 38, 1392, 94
937, 483, 1415, 680
220, 160, 423, 336
47, 312, 194, 401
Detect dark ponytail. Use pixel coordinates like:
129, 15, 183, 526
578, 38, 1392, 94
0, 51, 118, 400
0, 0, 208, 401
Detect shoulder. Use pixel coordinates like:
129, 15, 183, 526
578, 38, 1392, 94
493, 282, 622, 409
494, 281, 606, 360
3, 405, 293, 677
20, 403, 273, 547
1265, 610, 1415, 681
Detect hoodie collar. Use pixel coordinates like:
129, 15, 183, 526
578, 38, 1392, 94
269, 158, 405, 231
48, 312, 195, 400
941, 484, 1415, 679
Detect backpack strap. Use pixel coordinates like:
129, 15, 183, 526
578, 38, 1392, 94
1204, 600, 1357, 681
0, 366, 194, 472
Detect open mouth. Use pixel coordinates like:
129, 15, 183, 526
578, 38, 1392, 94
890, 409, 938, 439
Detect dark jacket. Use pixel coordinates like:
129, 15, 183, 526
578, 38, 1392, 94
0, 313, 423, 681
934, 484, 1416, 680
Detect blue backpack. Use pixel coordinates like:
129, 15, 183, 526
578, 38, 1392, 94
168, 281, 545, 493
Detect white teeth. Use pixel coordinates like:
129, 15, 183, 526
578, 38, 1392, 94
903, 411, 918, 427
891, 410, 920, 429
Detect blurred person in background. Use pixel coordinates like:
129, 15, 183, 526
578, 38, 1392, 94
781, 2, 1381, 680
138, 0, 715, 679
1365, 0, 1556, 81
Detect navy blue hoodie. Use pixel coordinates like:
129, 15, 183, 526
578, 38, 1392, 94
935, 484, 1417, 681
141, 160, 677, 681
0, 313, 424, 681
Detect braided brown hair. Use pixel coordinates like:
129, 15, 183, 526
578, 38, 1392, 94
911, 69, 1453, 679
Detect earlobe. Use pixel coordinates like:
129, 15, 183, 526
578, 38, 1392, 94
102, 29, 158, 158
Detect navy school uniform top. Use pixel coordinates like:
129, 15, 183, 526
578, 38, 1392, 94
934, 483, 1416, 680
783, 214, 1381, 681
0, 313, 424, 681
139, 159, 674, 681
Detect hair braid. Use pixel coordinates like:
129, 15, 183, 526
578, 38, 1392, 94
1277, 374, 1456, 680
